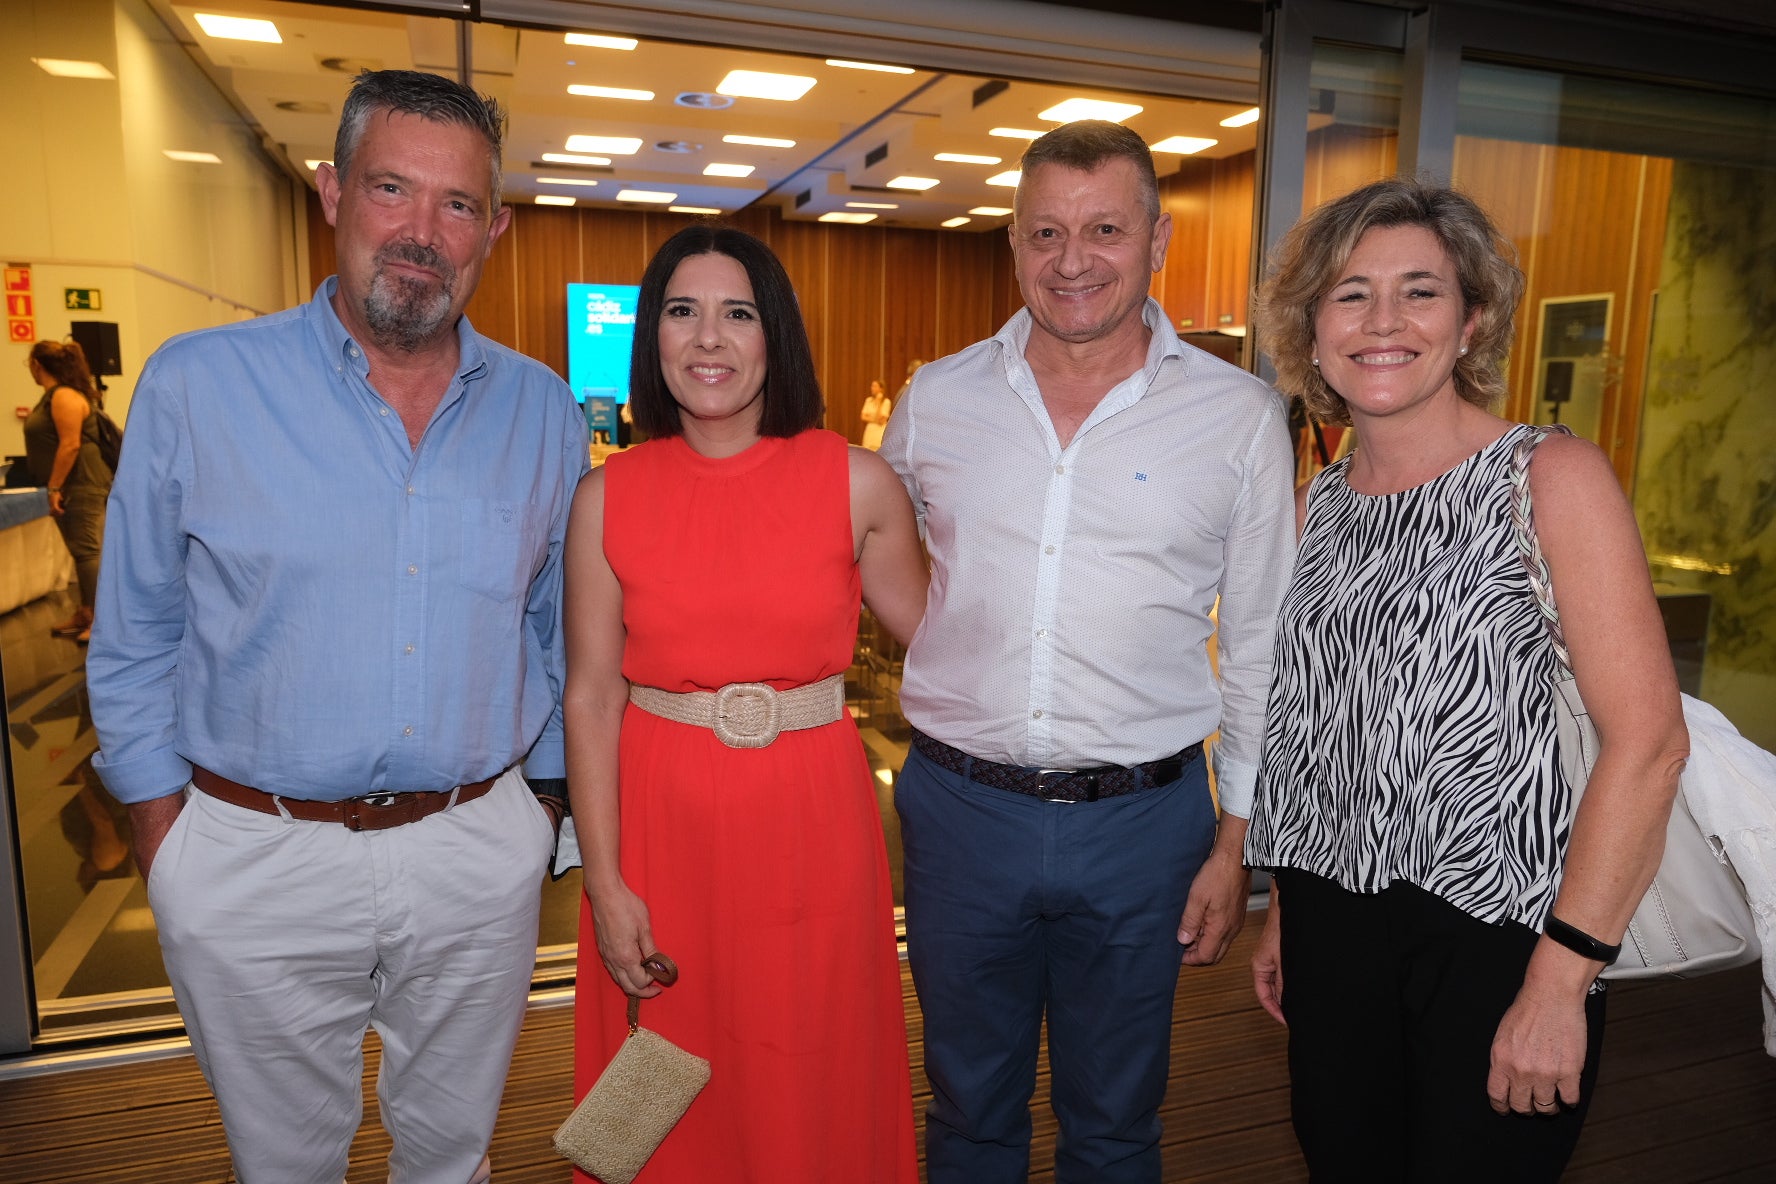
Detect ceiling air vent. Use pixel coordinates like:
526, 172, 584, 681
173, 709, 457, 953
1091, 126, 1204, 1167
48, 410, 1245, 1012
972, 80, 1010, 108
863, 142, 889, 169
318, 56, 382, 74
794, 189, 812, 209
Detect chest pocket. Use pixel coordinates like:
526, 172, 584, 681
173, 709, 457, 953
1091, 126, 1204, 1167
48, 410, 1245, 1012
460, 499, 543, 603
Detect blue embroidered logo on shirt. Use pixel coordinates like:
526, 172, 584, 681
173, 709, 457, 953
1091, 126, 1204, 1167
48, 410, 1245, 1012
1134, 472, 1148, 482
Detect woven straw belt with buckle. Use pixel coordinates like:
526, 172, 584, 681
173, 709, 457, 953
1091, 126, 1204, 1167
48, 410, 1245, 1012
628, 672, 847, 749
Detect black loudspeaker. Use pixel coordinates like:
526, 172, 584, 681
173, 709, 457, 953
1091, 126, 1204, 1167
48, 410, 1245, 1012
69, 321, 122, 376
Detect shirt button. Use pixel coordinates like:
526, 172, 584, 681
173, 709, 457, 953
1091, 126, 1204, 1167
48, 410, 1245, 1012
348, 346, 360, 358
405, 644, 415, 654
1032, 709, 1044, 719
380, 408, 389, 417
1036, 628, 1047, 638
408, 564, 418, 574
1044, 545, 1056, 555
403, 726, 414, 736
1054, 464, 1065, 475
407, 485, 415, 495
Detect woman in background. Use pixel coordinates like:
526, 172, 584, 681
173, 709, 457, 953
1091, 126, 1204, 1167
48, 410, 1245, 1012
563, 224, 927, 1182
23, 340, 111, 643
860, 377, 891, 450
1244, 178, 1686, 1182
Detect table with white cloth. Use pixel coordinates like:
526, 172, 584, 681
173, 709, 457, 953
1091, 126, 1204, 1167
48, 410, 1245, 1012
0, 488, 76, 615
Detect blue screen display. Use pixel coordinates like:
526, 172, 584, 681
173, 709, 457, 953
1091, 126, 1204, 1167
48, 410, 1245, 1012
566, 283, 641, 405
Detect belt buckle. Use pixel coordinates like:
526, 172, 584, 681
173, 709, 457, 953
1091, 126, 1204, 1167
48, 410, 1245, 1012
1035, 768, 1093, 803
359, 792, 399, 809
712, 682, 781, 749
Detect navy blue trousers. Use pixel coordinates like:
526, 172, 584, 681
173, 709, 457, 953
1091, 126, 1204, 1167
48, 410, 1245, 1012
896, 745, 1218, 1184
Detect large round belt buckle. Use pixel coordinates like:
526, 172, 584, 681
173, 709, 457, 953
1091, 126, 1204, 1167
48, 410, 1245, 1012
712, 682, 780, 749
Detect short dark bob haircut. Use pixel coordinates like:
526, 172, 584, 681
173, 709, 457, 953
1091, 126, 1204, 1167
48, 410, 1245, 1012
628, 225, 825, 439
1255, 176, 1524, 426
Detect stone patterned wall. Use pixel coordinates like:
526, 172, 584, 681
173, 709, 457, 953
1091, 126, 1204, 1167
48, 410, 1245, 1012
1634, 160, 1776, 746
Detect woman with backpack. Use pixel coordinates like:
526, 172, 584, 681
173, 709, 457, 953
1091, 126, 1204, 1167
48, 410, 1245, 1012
24, 339, 112, 644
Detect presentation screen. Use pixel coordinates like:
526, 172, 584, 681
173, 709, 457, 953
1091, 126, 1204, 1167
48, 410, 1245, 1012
566, 283, 641, 405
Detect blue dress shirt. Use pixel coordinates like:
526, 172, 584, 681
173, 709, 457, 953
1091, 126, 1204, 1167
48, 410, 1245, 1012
89, 278, 590, 804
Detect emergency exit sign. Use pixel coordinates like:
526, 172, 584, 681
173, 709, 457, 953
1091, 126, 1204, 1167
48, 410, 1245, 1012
64, 288, 102, 310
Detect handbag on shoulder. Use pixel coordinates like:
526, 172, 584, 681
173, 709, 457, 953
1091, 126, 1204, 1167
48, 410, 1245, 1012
1509, 425, 1762, 981
554, 953, 711, 1183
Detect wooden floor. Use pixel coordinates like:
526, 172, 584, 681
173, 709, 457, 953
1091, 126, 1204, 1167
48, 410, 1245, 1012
2, 920, 1773, 1182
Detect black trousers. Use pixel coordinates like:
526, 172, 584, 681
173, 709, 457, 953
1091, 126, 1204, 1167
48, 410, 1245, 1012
1275, 869, 1606, 1184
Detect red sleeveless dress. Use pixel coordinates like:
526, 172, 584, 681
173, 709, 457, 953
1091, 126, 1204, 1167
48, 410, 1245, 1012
573, 429, 917, 1184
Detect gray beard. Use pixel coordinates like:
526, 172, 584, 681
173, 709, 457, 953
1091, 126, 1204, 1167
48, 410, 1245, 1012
363, 252, 455, 352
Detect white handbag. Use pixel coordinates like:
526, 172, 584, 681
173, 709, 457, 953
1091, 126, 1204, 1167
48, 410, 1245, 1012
1509, 425, 1761, 980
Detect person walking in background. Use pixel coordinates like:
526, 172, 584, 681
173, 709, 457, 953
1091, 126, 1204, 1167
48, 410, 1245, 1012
1244, 178, 1687, 1182
860, 376, 892, 449
880, 120, 1296, 1184
23, 340, 111, 644
87, 69, 588, 1183
565, 224, 927, 1182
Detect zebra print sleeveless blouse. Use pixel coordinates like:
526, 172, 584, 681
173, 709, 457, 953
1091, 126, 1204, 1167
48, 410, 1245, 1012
1245, 424, 1571, 929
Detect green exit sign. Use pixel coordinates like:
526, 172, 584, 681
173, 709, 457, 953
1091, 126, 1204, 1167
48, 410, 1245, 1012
64, 288, 102, 310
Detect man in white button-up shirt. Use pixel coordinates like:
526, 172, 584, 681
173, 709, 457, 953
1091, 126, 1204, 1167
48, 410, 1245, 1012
880, 121, 1296, 1184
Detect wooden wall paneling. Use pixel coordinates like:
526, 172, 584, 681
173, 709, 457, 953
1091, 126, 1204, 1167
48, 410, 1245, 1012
511, 206, 578, 379
1158, 159, 1212, 332
1606, 154, 1672, 487
934, 230, 999, 364
463, 204, 521, 354
1303, 124, 1399, 214
1452, 136, 1552, 423
305, 194, 335, 299
991, 233, 1025, 332
1207, 154, 1256, 331
882, 226, 941, 401
824, 228, 887, 441
578, 207, 649, 287
769, 216, 832, 423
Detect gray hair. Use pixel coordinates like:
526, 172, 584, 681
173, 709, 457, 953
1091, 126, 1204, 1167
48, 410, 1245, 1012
1017, 120, 1160, 223
333, 69, 506, 211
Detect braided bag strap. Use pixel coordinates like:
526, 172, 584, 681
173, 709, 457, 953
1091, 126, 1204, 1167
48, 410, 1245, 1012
1507, 423, 1577, 676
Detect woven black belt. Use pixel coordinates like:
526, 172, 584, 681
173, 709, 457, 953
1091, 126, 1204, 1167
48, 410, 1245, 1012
910, 730, 1201, 803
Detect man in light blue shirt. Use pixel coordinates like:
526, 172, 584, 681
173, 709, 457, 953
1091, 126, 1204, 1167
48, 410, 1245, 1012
88, 70, 588, 1184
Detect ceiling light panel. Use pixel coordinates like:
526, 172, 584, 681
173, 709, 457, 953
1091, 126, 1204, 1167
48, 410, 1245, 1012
985, 170, 1021, 187
1221, 107, 1261, 128
941, 217, 971, 228
194, 14, 281, 43
723, 134, 796, 148
538, 177, 600, 187
32, 58, 115, 79
535, 195, 576, 206
886, 176, 939, 191
565, 135, 642, 155
969, 206, 1014, 217
717, 70, 816, 102
934, 153, 1002, 165
825, 59, 914, 74
846, 202, 899, 209
164, 150, 222, 163
564, 33, 637, 50
989, 127, 1044, 140
703, 163, 756, 178
617, 189, 677, 203
819, 212, 877, 224
542, 153, 612, 167
568, 85, 654, 101
1149, 136, 1218, 154
1038, 98, 1144, 123
670, 206, 723, 215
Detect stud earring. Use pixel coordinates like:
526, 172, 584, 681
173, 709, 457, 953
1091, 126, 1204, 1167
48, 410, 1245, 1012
1311, 357, 1319, 367
1458, 346, 1469, 356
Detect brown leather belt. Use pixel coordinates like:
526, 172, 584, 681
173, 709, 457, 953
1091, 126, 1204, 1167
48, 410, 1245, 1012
910, 730, 1201, 804
190, 766, 498, 831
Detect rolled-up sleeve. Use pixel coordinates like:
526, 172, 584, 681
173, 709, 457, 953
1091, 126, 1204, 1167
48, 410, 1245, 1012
89, 356, 194, 804
1209, 395, 1297, 818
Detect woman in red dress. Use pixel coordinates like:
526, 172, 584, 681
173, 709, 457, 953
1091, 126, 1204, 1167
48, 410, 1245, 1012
563, 225, 927, 1183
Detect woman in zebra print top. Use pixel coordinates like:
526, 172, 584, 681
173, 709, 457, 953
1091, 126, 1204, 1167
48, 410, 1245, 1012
1243, 178, 1687, 1182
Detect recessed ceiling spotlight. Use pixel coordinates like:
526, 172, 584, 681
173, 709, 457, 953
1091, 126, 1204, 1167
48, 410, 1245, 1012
717, 70, 817, 102
164, 149, 222, 163
846, 202, 899, 209
194, 14, 281, 43
704, 163, 756, 178
969, 206, 1013, 216
941, 217, 972, 228
676, 92, 737, 111
1149, 136, 1218, 155
988, 127, 1045, 140
825, 59, 914, 74
32, 58, 115, 79
1038, 98, 1144, 123
819, 212, 878, 224
985, 170, 1021, 187
538, 177, 600, 187
670, 206, 724, 215
536, 195, 577, 206
886, 176, 939, 191
616, 189, 678, 203
1220, 107, 1261, 128
934, 153, 1002, 165
654, 140, 704, 154
568, 85, 654, 101
564, 33, 638, 50
566, 135, 643, 155
542, 152, 613, 167
723, 134, 796, 148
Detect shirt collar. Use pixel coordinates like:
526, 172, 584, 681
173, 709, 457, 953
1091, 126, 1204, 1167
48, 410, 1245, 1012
994, 296, 1185, 401
310, 275, 488, 382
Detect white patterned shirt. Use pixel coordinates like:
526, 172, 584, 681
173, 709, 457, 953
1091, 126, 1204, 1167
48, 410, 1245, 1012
879, 300, 1296, 817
